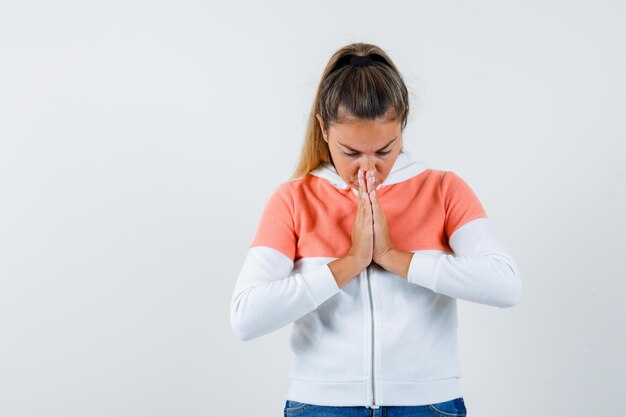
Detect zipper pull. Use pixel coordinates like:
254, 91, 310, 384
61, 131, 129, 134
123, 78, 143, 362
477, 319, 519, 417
366, 404, 380, 409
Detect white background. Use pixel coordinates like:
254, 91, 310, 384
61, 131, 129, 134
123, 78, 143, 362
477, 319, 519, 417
1, 1, 624, 416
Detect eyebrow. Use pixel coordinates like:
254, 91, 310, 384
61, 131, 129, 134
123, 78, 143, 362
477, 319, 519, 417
337, 137, 397, 153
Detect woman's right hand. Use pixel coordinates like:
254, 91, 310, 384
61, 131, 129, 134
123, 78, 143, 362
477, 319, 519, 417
347, 168, 374, 269
327, 169, 374, 288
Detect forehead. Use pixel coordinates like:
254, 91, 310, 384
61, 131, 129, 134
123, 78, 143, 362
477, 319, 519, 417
330, 119, 400, 149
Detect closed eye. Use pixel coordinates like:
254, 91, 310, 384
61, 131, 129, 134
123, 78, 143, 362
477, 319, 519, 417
345, 150, 392, 157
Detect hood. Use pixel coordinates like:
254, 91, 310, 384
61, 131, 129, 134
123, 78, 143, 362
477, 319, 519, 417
309, 151, 430, 193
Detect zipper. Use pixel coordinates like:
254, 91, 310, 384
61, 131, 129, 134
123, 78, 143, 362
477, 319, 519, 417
365, 266, 379, 409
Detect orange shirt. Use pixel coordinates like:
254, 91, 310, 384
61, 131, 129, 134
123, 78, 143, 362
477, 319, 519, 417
251, 169, 487, 262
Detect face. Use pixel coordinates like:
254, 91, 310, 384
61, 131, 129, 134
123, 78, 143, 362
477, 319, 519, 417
316, 113, 402, 191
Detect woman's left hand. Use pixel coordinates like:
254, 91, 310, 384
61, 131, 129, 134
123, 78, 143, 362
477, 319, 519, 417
365, 168, 395, 266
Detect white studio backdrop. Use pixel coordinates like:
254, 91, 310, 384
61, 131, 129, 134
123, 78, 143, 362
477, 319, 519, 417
1, 1, 624, 416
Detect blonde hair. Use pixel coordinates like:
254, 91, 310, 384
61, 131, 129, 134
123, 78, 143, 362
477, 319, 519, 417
289, 42, 410, 181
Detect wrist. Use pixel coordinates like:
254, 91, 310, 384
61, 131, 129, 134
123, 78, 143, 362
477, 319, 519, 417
377, 248, 413, 279
346, 253, 370, 271
376, 247, 396, 270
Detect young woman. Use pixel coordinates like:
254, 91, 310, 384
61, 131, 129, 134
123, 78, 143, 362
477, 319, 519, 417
230, 42, 522, 417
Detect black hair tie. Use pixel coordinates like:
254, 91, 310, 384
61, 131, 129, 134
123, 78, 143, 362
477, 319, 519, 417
329, 53, 388, 75
350, 55, 374, 66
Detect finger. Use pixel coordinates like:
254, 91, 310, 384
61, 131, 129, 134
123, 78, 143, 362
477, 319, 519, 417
358, 169, 367, 205
357, 171, 367, 221
369, 184, 379, 214
367, 169, 374, 197
367, 170, 375, 198
359, 171, 372, 218
368, 172, 382, 215
368, 170, 377, 206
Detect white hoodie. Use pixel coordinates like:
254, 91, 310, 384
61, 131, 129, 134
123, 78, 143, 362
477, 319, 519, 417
230, 151, 522, 408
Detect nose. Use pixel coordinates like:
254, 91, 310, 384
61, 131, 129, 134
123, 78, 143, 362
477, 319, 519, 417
358, 156, 376, 172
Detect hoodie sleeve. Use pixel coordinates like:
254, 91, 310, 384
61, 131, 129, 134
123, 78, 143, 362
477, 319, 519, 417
406, 171, 523, 308
230, 183, 341, 341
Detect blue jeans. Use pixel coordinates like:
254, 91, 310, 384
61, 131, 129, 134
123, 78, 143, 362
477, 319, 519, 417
284, 397, 467, 416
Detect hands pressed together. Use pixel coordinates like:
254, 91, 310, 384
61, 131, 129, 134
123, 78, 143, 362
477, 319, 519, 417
329, 168, 414, 288
348, 168, 394, 269
350, 166, 416, 281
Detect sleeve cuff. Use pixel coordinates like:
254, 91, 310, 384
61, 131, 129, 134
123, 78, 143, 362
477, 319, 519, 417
407, 251, 440, 291
301, 263, 341, 306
